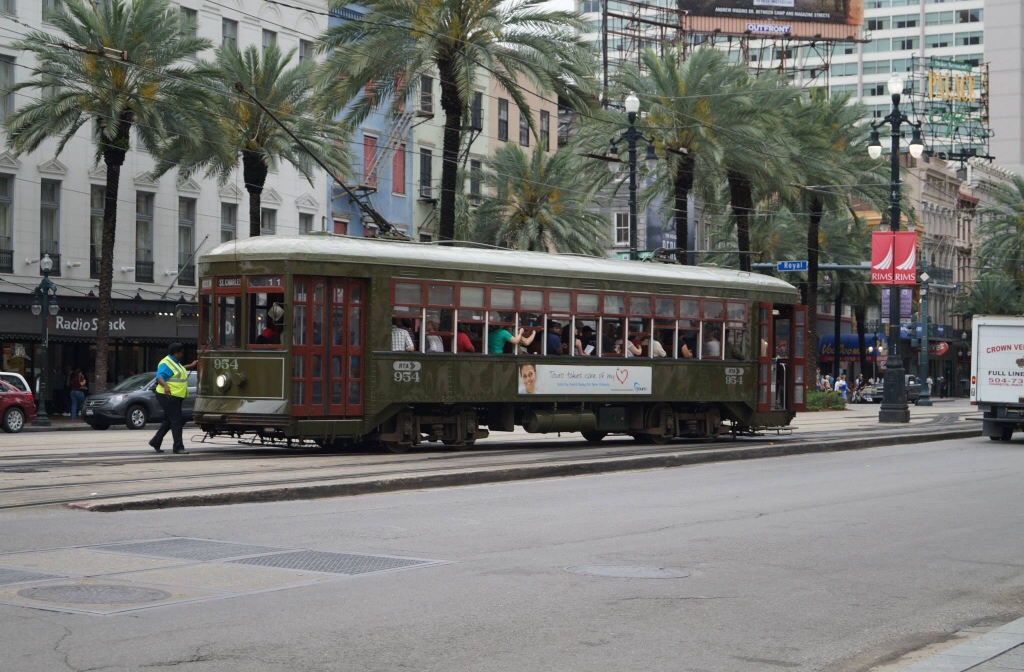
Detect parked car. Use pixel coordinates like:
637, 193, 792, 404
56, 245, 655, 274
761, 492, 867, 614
859, 375, 922, 404
0, 379, 37, 433
83, 371, 197, 430
0, 371, 31, 395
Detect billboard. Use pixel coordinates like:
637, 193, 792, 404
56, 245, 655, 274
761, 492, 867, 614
678, 0, 864, 27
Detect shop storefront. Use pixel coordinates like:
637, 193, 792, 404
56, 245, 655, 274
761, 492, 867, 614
0, 292, 197, 393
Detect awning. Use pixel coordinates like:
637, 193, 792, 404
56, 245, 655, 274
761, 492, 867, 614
819, 332, 888, 362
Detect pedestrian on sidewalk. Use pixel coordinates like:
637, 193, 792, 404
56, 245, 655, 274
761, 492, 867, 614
69, 368, 87, 420
149, 343, 197, 454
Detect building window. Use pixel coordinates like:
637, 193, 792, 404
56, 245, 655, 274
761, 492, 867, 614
392, 144, 406, 195
925, 33, 952, 48
0, 56, 13, 123
958, 8, 982, 23
222, 19, 237, 49
261, 208, 276, 235
0, 174, 10, 273
580, 0, 599, 12
178, 197, 196, 286
216, 202, 234, 244
299, 213, 314, 234
519, 113, 529, 146
896, 37, 919, 50
333, 219, 348, 235
497, 99, 508, 142
40, 180, 61, 274
90, 186, 104, 279
540, 110, 550, 150
469, 159, 481, 204
866, 18, 889, 30
419, 148, 432, 199
893, 14, 918, 29
614, 212, 631, 246
44, 0, 62, 20
363, 134, 377, 187
262, 29, 277, 54
180, 7, 197, 56
136, 193, 154, 283
299, 39, 315, 65
419, 75, 433, 114
471, 92, 483, 131
0, 0, 14, 15
956, 32, 982, 46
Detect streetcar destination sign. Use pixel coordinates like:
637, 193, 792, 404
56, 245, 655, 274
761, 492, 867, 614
777, 260, 808, 272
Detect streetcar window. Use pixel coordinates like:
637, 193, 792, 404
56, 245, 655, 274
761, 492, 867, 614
549, 292, 571, 312
490, 288, 515, 309
455, 310, 484, 354
680, 299, 700, 320
459, 286, 484, 308
604, 294, 625, 315
629, 296, 652, 317
678, 319, 698, 359
199, 292, 213, 346
395, 282, 422, 305
653, 319, 675, 357
248, 285, 285, 348
424, 308, 453, 352
703, 300, 725, 321
217, 296, 240, 348
655, 298, 675, 318
574, 318, 598, 355
724, 301, 749, 360
520, 290, 544, 311
603, 317, 626, 357
577, 293, 599, 314
428, 283, 454, 306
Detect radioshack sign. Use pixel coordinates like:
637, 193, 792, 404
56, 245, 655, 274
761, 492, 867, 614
871, 231, 917, 285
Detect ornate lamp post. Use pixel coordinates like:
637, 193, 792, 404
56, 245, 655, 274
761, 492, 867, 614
609, 92, 656, 261
917, 270, 932, 406
31, 254, 60, 427
867, 73, 924, 424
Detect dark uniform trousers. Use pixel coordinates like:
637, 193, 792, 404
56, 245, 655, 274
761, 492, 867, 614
152, 393, 185, 451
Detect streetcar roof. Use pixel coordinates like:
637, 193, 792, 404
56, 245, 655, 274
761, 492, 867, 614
201, 234, 798, 296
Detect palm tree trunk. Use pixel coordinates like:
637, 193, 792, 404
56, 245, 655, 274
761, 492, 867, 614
673, 156, 694, 265
727, 170, 754, 272
93, 117, 132, 393
805, 194, 823, 381
437, 60, 462, 244
243, 149, 268, 238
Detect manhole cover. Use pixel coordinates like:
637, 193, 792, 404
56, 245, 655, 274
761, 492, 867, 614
17, 584, 172, 605
230, 550, 437, 575
565, 565, 690, 579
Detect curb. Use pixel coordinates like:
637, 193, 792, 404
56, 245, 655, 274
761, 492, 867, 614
69, 425, 983, 512
899, 615, 1024, 672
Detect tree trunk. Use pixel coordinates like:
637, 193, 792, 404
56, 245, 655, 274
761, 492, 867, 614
243, 149, 268, 238
673, 156, 694, 265
437, 60, 463, 244
727, 170, 754, 272
93, 115, 132, 393
805, 194, 823, 382
832, 282, 843, 381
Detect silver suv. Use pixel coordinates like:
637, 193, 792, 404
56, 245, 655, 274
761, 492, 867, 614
84, 372, 197, 430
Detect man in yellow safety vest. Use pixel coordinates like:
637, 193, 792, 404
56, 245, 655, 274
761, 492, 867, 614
149, 342, 197, 454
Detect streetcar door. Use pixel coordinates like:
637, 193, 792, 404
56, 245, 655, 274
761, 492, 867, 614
291, 277, 365, 417
757, 303, 773, 413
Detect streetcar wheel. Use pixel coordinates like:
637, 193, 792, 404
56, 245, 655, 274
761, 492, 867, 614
646, 432, 671, 446
2, 407, 25, 433
126, 405, 148, 430
380, 440, 410, 454
581, 431, 607, 444
442, 438, 476, 451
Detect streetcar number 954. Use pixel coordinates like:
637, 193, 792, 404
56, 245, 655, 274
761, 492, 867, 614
394, 371, 420, 383
212, 358, 239, 370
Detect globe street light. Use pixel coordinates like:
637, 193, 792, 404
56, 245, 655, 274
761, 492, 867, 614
917, 269, 932, 406
31, 254, 60, 426
609, 92, 657, 261
867, 73, 924, 424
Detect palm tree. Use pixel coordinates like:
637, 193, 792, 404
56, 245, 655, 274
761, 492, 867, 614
954, 273, 1024, 318
615, 47, 749, 264
473, 143, 608, 255
317, 0, 596, 243
153, 44, 352, 237
975, 174, 1024, 288
3, 0, 211, 391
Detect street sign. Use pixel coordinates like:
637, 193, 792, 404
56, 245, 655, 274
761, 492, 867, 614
776, 260, 809, 272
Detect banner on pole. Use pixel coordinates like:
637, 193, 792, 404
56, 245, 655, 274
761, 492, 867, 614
871, 231, 918, 285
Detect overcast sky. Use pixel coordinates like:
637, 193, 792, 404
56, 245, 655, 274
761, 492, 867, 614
542, 0, 575, 10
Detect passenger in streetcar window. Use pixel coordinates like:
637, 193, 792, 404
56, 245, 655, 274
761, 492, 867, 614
578, 325, 596, 355
425, 321, 445, 353
456, 329, 476, 353
704, 328, 722, 358
546, 321, 562, 355
487, 315, 535, 354
680, 339, 694, 359
255, 322, 280, 344
641, 336, 667, 358
391, 318, 415, 352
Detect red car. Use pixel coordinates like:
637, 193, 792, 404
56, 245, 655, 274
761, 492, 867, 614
0, 380, 37, 433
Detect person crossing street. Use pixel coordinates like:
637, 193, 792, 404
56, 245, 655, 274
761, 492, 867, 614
149, 343, 197, 454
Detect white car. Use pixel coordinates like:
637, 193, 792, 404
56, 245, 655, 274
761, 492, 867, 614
0, 372, 31, 395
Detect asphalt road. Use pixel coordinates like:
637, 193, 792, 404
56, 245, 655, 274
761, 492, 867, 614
1, 433, 1023, 671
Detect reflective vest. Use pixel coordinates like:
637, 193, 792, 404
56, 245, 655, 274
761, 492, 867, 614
158, 355, 188, 399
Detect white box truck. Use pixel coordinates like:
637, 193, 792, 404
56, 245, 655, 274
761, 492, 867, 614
971, 315, 1024, 441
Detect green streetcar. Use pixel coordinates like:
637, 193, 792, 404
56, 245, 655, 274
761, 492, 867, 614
195, 234, 807, 450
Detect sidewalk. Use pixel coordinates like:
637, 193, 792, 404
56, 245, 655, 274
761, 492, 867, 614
899, 617, 1024, 671
23, 414, 99, 432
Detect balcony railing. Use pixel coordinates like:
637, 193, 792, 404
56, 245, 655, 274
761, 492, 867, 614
39, 251, 61, 277
0, 246, 12, 273
135, 260, 154, 284
178, 263, 195, 286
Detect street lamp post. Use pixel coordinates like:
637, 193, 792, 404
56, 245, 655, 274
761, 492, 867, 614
917, 270, 932, 406
31, 254, 60, 427
609, 92, 656, 261
867, 73, 924, 424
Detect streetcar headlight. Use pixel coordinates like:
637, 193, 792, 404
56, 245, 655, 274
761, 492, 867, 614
215, 373, 231, 391
230, 372, 247, 388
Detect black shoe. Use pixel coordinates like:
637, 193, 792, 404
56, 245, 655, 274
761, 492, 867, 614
172, 448, 188, 454
149, 440, 163, 453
